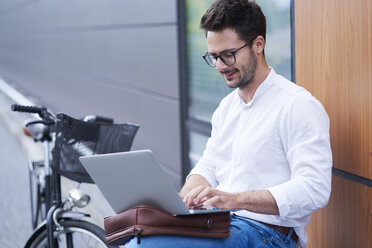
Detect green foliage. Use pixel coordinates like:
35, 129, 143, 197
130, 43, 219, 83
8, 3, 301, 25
186, 0, 215, 34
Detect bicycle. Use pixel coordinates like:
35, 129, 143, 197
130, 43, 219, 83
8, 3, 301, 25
11, 104, 139, 248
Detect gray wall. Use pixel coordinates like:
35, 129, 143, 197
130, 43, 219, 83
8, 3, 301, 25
0, 0, 183, 188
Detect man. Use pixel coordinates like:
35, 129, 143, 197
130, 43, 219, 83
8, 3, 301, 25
126, 0, 332, 247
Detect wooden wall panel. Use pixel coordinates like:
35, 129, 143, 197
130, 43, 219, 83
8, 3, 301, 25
295, 0, 372, 179
306, 176, 372, 248
295, 0, 372, 246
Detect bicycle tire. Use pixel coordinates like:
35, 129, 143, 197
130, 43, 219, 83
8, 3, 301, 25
25, 220, 118, 248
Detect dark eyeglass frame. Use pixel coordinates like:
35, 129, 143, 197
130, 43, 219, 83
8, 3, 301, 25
202, 43, 250, 67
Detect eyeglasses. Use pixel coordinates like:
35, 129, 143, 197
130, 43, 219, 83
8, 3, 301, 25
203, 43, 249, 67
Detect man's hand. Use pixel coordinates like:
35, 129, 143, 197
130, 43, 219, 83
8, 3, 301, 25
179, 174, 210, 199
183, 185, 239, 209
183, 186, 279, 215
180, 174, 279, 215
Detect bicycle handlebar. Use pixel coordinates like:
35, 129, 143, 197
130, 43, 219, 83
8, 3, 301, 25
11, 104, 115, 126
11, 104, 46, 115
11, 104, 56, 126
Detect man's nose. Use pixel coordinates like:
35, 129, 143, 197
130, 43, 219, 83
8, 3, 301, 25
215, 58, 227, 71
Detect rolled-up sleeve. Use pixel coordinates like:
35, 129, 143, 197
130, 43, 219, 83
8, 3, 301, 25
267, 96, 332, 219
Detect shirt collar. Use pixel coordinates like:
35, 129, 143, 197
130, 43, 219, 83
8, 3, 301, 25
238, 68, 274, 107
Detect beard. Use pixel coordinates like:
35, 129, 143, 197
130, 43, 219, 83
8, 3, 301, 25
226, 48, 257, 89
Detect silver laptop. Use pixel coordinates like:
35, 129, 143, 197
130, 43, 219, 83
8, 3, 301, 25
79, 150, 234, 215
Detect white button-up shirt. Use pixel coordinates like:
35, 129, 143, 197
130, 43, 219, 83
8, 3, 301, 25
189, 69, 332, 247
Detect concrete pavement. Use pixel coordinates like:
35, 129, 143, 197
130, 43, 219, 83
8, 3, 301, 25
0, 99, 32, 247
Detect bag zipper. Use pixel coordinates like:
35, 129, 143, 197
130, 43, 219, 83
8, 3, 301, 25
134, 227, 229, 244
135, 228, 143, 244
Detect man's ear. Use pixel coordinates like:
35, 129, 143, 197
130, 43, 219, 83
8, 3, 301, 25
252, 36, 265, 54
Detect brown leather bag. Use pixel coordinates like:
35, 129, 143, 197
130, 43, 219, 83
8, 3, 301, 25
104, 205, 232, 246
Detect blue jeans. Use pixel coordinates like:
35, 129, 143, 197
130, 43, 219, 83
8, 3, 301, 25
125, 214, 297, 248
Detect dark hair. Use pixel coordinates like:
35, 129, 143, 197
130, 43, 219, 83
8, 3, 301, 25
200, 0, 266, 46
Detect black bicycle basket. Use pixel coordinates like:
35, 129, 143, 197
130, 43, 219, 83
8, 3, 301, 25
51, 113, 139, 183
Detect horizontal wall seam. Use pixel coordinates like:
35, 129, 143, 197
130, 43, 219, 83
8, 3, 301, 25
0, 51, 179, 103
332, 167, 372, 187
0, 0, 41, 16
0, 22, 177, 35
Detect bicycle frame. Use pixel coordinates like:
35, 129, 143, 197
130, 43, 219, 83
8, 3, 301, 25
12, 106, 81, 247
27, 134, 93, 247
43, 140, 53, 212
33, 138, 65, 247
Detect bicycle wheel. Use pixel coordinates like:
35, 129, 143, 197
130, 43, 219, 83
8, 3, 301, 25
28, 160, 46, 229
26, 220, 117, 248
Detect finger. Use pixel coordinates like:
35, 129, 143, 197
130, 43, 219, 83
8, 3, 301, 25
185, 186, 204, 205
193, 187, 215, 206
203, 192, 236, 209
184, 186, 207, 207
202, 196, 221, 208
